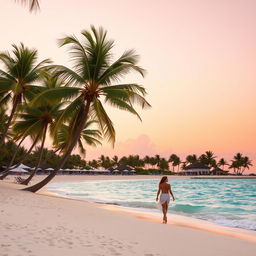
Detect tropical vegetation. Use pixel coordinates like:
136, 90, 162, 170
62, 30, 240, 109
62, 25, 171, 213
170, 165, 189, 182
0, 26, 150, 192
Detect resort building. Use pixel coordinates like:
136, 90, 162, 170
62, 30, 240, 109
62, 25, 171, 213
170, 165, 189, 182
182, 163, 211, 175
211, 167, 229, 175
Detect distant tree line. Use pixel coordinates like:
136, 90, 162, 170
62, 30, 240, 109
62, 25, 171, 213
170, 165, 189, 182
0, 143, 253, 175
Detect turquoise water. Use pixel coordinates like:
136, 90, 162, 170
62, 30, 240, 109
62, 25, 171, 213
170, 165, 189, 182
47, 178, 256, 230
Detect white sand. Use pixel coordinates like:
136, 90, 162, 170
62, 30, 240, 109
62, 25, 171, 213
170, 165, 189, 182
0, 176, 256, 256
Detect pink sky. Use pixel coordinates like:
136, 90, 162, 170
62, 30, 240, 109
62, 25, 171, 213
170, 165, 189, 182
0, 0, 255, 172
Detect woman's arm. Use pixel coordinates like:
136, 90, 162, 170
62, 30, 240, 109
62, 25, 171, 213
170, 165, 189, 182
169, 185, 175, 201
156, 185, 161, 201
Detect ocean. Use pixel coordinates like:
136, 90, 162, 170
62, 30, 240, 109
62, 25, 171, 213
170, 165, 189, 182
46, 178, 256, 231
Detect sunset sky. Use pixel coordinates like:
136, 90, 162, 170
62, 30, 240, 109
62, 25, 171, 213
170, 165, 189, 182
1, 0, 255, 171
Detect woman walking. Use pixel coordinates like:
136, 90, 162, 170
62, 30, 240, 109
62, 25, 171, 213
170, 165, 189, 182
156, 176, 175, 224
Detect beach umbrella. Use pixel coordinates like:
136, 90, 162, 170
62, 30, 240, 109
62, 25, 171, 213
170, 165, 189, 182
80, 169, 89, 172
10, 163, 31, 170
10, 166, 29, 173
45, 168, 54, 171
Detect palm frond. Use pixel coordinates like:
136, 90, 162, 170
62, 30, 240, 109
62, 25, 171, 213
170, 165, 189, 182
91, 98, 115, 145
51, 96, 84, 135
16, 0, 40, 12
29, 87, 81, 106
58, 35, 91, 80
49, 65, 84, 85
104, 97, 142, 121
101, 84, 151, 109
98, 50, 145, 84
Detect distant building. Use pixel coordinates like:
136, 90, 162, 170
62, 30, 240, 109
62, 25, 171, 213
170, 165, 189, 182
211, 167, 229, 175
182, 162, 211, 175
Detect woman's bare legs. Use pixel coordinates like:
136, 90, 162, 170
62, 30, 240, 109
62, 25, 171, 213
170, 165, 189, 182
162, 202, 168, 224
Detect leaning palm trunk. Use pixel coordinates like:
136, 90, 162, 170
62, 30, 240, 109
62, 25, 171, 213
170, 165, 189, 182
23, 102, 91, 192
2, 136, 26, 171
0, 96, 19, 147
0, 133, 40, 180
21, 125, 48, 185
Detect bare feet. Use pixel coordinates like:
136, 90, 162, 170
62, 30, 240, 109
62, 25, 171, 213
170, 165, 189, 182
163, 216, 167, 224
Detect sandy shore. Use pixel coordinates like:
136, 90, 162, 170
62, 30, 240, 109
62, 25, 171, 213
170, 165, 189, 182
1, 176, 256, 256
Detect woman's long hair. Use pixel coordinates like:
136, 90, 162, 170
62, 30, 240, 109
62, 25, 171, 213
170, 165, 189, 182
159, 176, 168, 184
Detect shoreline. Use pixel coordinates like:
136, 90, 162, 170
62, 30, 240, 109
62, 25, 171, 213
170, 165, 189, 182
4, 174, 256, 237
1, 177, 256, 255
43, 189, 256, 243
42, 181, 256, 243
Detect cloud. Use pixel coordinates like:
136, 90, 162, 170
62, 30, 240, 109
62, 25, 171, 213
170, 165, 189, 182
86, 134, 157, 160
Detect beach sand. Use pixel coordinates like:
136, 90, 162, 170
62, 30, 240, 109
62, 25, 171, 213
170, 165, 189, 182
1, 175, 256, 256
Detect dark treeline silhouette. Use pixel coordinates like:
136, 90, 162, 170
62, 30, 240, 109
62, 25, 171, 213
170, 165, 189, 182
0, 143, 253, 176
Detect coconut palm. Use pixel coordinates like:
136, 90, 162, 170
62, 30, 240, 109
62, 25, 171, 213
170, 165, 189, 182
24, 26, 150, 192
173, 156, 182, 172
18, 103, 63, 185
229, 153, 252, 175
0, 43, 50, 146
169, 154, 179, 172
1, 101, 62, 182
241, 156, 252, 174
0, 73, 63, 180
88, 160, 100, 169
111, 155, 119, 167
199, 151, 217, 168
218, 158, 228, 170
186, 154, 198, 164
158, 158, 169, 171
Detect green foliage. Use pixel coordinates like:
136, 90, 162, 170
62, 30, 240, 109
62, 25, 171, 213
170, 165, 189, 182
0, 141, 27, 167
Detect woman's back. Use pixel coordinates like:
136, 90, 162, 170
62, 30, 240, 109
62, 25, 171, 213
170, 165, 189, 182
159, 183, 170, 193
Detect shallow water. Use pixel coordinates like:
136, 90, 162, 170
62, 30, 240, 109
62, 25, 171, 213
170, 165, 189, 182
47, 178, 256, 231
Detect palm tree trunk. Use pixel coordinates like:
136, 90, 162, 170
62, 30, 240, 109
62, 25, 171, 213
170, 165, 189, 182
0, 132, 41, 180
23, 101, 91, 192
21, 124, 48, 185
0, 96, 19, 147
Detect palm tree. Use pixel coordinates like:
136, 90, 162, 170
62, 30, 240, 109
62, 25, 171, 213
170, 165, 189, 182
199, 151, 217, 168
111, 155, 119, 167
0, 43, 50, 147
88, 159, 99, 169
0, 73, 63, 180
158, 158, 169, 171
169, 154, 179, 172
218, 158, 228, 170
186, 154, 198, 164
24, 26, 150, 192
1, 101, 62, 181
173, 156, 182, 172
229, 153, 252, 175
241, 156, 253, 174
19, 103, 64, 185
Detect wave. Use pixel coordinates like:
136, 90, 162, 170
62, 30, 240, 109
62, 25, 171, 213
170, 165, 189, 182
172, 204, 205, 213
47, 179, 256, 231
